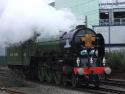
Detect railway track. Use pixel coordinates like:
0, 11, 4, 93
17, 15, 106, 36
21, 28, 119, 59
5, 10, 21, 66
0, 88, 26, 94
100, 85, 125, 94
101, 79, 125, 87
27, 79, 125, 94
0, 67, 125, 94
65, 84, 125, 94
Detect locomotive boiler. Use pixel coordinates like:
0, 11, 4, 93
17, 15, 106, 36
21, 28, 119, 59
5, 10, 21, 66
6, 25, 111, 87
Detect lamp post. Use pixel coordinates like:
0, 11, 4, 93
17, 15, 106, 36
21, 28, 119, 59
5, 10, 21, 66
108, 1, 114, 52
105, 10, 111, 52
108, 15, 111, 52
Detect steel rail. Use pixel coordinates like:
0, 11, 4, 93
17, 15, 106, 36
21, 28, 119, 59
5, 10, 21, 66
0, 88, 26, 94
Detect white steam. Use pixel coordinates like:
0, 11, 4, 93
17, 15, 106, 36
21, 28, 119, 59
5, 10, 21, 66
0, 0, 76, 46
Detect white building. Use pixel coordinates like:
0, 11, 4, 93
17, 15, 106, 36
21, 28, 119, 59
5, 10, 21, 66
93, 0, 125, 51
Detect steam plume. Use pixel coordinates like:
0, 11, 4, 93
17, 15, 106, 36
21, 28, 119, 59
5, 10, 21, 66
0, 0, 76, 46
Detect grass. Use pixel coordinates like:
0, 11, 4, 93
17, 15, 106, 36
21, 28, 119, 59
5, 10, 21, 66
105, 50, 125, 79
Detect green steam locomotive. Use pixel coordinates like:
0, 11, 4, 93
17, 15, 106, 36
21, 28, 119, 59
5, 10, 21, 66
6, 25, 111, 87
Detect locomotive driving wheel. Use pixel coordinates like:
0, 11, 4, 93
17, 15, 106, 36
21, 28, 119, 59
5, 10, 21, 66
12, 68, 25, 80
71, 75, 79, 87
89, 74, 100, 88
93, 75, 100, 88
53, 71, 62, 85
38, 63, 45, 82
62, 75, 70, 86
45, 65, 52, 83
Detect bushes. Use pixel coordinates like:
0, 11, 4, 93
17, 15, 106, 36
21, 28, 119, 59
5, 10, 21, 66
105, 51, 125, 78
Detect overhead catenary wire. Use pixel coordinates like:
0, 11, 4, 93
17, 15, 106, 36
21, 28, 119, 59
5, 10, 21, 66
70, 0, 97, 8
78, 9, 99, 17
65, 0, 100, 26
76, 10, 100, 26
68, 0, 101, 26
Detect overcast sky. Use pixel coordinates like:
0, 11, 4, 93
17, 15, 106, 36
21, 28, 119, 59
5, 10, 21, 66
100, 0, 125, 3
48, 0, 125, 3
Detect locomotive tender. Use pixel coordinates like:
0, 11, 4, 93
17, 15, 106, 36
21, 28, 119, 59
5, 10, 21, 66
6, 25, 111, 87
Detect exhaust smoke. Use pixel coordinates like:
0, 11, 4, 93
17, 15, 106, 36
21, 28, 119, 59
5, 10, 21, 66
0, 0, 76, 46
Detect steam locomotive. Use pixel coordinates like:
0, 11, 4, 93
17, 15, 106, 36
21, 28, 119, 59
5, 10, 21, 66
6, 25, 111, 87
